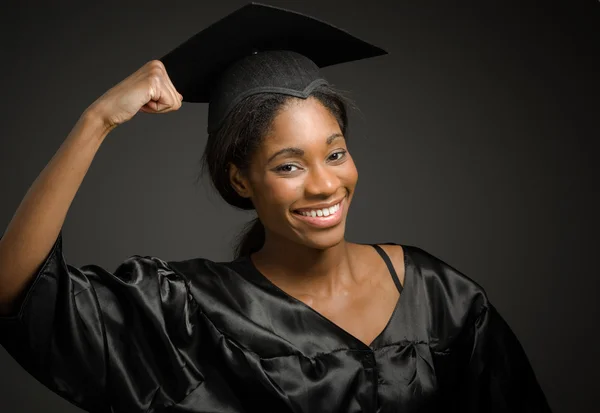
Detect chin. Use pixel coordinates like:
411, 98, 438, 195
308, 236, 345, 251
294, 220, 348, 251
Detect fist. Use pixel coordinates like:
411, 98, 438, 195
86, 60, 183, 130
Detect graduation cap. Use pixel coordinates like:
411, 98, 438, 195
160, 2, 387, 133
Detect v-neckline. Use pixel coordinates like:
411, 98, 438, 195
239, 243, 410, 350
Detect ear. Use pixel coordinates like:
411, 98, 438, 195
228, 163, 253, 198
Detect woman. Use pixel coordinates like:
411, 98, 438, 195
0, 4, 551, 413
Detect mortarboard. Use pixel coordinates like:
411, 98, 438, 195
160, 2, 387, 133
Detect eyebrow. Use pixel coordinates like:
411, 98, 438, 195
267, 133, 344, 164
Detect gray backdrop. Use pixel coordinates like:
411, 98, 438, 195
0, 0, 598, 412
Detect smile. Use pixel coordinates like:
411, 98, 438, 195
292, 198, 345, 228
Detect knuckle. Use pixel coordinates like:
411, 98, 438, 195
148, 66, 164, 78
147, 72, 162, 88
145, 76, 160, 97
147, 59, 165, 70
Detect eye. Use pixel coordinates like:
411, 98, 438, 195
329, 150, 347, 161
275, 164, 299, 173
274, 150, 347, 174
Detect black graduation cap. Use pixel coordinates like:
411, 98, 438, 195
160, 2, 387, 133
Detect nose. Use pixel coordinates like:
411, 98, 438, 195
304, 163, 341, 197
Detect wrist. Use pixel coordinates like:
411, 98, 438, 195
79, 107, 116, 141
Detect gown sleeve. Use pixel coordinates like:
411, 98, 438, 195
461, 303, 553, 412
0, 231, 204, 413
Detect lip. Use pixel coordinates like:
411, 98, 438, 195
291, 197, 345, 228
293, 197, 346, 212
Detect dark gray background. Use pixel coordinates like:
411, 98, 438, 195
1, 0, 598, 412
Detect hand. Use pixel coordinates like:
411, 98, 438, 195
85, 60, 183, 131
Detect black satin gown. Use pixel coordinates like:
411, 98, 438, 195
0, 231, 552, 412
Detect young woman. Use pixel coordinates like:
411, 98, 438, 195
0, 4, 551, 413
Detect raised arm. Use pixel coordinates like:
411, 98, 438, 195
0, 61, 202, 413
0, 60, 183, 315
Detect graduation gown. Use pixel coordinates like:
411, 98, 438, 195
0, 231, 552, 412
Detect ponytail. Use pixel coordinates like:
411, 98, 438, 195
234, 217, 265, 259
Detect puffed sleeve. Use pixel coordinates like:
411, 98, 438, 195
461, 303, 553, 412
0, 231, 204, 413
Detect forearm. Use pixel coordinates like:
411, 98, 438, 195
0, 109, 111, 314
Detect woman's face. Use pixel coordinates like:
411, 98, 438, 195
232, 96, 358, 250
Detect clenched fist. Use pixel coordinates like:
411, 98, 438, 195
86, 60, 183, 131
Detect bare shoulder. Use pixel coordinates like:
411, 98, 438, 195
348, 242, 406, 287
376, 244, 406, 287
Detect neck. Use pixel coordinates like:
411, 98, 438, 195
251, 230, 358, 297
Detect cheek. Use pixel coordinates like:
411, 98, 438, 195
259, 175, 302, 208
341, 157, 359, 185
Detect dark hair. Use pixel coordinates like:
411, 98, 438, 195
200, 84, 350, 259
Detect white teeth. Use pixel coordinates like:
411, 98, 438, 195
298, 202, 341, 217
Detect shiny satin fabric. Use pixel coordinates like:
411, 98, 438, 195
0, 231, 552, 412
